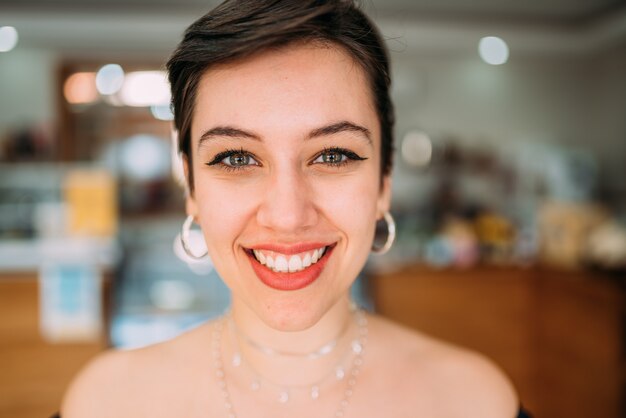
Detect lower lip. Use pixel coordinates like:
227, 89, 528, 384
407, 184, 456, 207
246, 246, 334, 291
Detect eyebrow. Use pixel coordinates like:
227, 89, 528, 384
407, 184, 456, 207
198, 126, 261, 149
308, 121, 372, 145
197, 120, 372, 150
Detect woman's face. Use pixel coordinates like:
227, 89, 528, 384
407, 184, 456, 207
187, 44, 391, 330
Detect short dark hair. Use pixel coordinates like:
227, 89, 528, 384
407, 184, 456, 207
167, 0, 394, 192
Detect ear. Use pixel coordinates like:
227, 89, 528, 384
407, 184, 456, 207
376, 175, 392, 219
182, 155, 198, 218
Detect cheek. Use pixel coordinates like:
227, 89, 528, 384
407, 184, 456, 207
312, 172, 380, 239
310, 174, 379, 291
194, 181, 257, 252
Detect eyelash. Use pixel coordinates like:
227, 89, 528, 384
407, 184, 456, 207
313, 147, 367, 168
205, 147, 367, 172
206, 148, 260, 172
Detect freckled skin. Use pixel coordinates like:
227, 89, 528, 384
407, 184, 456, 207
187, 44, 390, 331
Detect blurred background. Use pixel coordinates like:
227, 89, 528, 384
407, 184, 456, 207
0, 0, 625, 417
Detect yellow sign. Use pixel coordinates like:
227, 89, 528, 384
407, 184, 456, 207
64, 169, 117, 237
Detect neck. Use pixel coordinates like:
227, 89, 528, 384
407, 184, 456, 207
230, 294, 353, 354
225, 294, 355, 387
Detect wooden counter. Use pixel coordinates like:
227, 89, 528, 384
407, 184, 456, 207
371, 265, 625, 418
0, 273, 108, 418
2, 265, 623, 417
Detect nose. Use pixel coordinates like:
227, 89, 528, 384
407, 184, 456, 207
256, 167, 318, 233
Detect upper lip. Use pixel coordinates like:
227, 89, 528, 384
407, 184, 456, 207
244, 242, 336, 255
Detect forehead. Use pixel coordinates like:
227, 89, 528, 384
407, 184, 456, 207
191, 43, 378, 142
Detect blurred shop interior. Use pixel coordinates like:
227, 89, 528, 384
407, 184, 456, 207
1, 0, 625, 417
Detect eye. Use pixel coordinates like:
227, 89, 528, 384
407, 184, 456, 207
315, 149, 346, 164
206, 149, 260, 170
224, 152, 256, 167
312, 147, 367, 166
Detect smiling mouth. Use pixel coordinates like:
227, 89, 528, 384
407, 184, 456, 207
246, 245, 331, 273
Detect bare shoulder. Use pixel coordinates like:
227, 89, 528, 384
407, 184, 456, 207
61, 348, 133, 418
366, 314, 519, 418
61, 321, 215, 418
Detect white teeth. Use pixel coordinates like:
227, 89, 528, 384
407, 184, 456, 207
252, 246, 329, 273
288, 255, 303, 272
274, 255, 289, 272
302, 253, 312, 268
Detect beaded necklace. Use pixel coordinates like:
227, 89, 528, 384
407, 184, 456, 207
211, 308, 368, 417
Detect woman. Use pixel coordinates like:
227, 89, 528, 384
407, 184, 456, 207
61, 1, 529, 417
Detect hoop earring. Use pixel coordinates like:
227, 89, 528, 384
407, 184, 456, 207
180, 215, 208, 260
372, 211, 396, 255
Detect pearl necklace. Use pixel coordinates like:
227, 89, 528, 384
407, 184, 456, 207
211, 309, 368, 418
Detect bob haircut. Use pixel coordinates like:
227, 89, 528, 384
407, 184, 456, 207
167, 0, 394, 192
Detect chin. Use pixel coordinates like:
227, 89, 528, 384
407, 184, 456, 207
251, 293, 336, 332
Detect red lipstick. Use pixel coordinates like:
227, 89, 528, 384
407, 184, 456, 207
245, 244, 335, 291
247, 242, 331, 255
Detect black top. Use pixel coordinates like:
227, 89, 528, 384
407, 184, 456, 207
52, 407, 533, 417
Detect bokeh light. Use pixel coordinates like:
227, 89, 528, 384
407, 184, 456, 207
96, 64, 125, 95
478, 36, 509, 65
150, 104, 174, 121
119, 134, 171, 181
63, 72, 98, 105
119, 71, 170, 107
0, 26, 19, 52
401, 130, 433, 167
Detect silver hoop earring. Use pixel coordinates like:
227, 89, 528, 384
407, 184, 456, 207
180, 215, 208, 260
372, 211, 396, 255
